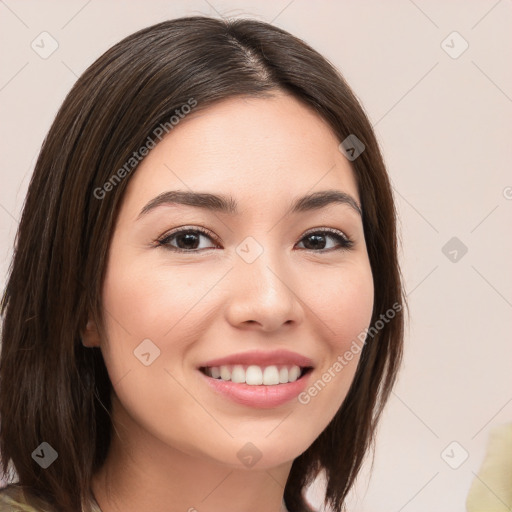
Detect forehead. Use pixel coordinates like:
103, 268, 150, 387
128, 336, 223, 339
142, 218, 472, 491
120, 93, 360, 218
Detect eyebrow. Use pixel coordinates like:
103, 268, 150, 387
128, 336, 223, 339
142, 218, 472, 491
137, 189, 362, 220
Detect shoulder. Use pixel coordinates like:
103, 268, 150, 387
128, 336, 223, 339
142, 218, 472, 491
0, 484, 41, 511
0, 485, 62, 512
0, 485, 102, 512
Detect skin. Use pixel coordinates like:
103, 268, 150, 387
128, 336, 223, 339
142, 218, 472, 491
83, 92, 374, 512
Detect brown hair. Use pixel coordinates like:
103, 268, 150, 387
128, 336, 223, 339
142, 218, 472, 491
0, 16, 404, 512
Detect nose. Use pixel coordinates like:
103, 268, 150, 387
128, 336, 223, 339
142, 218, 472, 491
224, 245, 304, 332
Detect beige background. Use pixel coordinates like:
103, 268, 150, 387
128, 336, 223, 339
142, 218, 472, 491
1, 1, 511, 511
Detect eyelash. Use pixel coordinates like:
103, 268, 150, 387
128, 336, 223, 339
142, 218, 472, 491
155, 226, 354, 253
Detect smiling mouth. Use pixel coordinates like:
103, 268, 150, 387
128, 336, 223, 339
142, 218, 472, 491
199, 364, 313, 386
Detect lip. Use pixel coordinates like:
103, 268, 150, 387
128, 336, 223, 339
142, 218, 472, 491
198, 349, 314, 369
198, 367, 313, 408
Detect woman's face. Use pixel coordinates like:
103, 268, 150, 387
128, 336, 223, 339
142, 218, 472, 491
89, 92, 374, 470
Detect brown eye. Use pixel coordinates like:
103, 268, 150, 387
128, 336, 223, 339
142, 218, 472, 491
157, 227, 218, 252
156, 227, 353, 254
296, 229, 353, 252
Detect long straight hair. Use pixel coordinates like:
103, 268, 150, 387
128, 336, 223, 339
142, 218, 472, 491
0, 16, 404, 512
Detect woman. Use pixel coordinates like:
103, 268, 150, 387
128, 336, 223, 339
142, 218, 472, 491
0, 15, 404, 512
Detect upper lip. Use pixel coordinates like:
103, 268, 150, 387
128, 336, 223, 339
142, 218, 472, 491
198, 349, 314, 369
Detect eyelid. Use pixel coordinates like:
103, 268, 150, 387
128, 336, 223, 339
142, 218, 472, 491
299, 226, 351, 243
156, 225, 219, 246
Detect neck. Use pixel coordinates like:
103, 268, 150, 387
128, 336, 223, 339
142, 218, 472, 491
91, 396, 291, 512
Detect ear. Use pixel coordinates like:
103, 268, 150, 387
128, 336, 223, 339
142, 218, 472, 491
81, 318, 101, 348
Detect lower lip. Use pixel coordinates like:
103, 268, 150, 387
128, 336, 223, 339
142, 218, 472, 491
198, 370, 312, 408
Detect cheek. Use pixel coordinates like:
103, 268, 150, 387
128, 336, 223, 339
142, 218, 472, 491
314, 259, 374, 350
98, 252, 224, 385
296, 259, 373, 414
101, 257, 205, 338
97, 259, 210, 437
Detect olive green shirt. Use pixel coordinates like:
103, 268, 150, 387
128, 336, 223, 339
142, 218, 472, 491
0, 484, 293, 511
0, 484, 102, 512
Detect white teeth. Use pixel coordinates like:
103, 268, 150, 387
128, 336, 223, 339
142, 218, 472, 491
231, 365, 246, 383
263, 366, 280, 385
246, 365, 263, 385
204, 364, 305, 385
288, 366, 301, 382
220, 366, 231, 381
